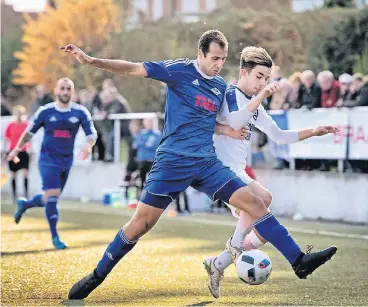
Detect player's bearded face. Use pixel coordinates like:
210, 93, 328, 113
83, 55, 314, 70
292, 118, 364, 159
199, 43, 228, 76
56, 83, 72, 104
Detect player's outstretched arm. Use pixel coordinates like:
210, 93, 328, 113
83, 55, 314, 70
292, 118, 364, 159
256, 107, 339, 144
60, 44, 147, 77
298, 126, 339, 141
215, 123, 249, 140
7, 131, 33, 163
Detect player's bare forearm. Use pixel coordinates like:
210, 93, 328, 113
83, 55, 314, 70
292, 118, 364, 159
16, 131, 33, 149
60, 44, 147, 77
88, 58, 147, 77
298, 129, 314, 141
215, 123, 231, 135
86, 136, 96, 147
215, 123, 248, 140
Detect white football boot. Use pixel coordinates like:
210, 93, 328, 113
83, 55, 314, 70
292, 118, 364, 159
203, 256, 224, 299
226, 236, 244, 263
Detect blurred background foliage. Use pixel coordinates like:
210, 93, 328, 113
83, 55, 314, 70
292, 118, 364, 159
1, 0, 367, 110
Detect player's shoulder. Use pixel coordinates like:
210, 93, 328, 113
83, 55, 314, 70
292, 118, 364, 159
153, 129, 162, 135
226, 85, 252, 101
34, 102, 56, 116
213, 75, 227, 88
70, 102, 90, 115
162, 58, 194, 71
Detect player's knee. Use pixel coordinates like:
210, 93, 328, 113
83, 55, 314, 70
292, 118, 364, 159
247, 195, 268, 219
262, 191, 273, 208
43, 189, 61, 203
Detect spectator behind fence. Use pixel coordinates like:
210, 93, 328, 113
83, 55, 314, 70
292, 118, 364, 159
4, 105, 30, 203
292, 70, 321, 109
342, 74, 368, 107
336, 73, 353, 106
135, 118, 161, 191
30, 85, 54, 116
269, 78, 292, 110
318, 70, 340, 108
95, 87, 124, 162
285, 71, 302, 108
121, 119, 141, 201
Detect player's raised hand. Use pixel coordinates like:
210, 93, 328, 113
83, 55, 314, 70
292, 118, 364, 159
258, 81, 281, 100
60, 44, 91, 64
313, 125, 340, 136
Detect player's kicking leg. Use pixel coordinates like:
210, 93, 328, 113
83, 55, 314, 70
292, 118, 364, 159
228, 186, 337, 278
204, 173, 336, 298
68, 200, 165, 299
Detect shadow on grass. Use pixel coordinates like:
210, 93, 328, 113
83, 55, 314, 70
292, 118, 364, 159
1, 240, 108, 257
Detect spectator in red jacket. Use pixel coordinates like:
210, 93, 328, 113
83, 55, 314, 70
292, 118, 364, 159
4, 105, 30, 203
318, 70, 340, 108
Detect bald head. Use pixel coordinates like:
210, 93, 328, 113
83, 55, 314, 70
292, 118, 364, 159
302, 70, 315, 88
55, 77, 74, 104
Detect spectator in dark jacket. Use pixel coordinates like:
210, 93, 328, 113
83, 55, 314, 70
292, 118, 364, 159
292, 70, 321, 109
342, 74, 368, 107
337, 73, 353, 106
317, 70, 340, 108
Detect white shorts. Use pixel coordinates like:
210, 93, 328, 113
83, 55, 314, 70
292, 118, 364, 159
227, 170, 254, 219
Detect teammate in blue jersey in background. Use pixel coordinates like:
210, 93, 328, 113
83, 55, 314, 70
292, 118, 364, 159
135, 118, 162, 191
61, 30, 336, 300
7, 78, 97, 250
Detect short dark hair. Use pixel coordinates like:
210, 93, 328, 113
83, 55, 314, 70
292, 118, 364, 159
198, 29, 228, 57
240, 46, 273, 70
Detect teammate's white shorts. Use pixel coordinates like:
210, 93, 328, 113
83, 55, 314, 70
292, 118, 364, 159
226, 170, 254, 219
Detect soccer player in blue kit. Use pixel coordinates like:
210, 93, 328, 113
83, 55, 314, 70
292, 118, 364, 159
61, 30, 337, 300
7, 78, 97, 250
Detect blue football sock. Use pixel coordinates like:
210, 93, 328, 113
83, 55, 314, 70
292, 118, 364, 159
25, 194, 44, 209
96, 228, 137, 278
45, 196, 59, 238
253, 213, 302, 265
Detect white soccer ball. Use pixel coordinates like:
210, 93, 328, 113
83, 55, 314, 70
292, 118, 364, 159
236, 250, 272, 285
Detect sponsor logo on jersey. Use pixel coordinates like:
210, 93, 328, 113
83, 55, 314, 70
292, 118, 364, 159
53, 130, 71, 138
195, 95, 217, 112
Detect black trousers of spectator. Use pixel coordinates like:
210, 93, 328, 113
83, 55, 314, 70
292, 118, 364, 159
139, 161, 153, 191
176, 190, 190, 213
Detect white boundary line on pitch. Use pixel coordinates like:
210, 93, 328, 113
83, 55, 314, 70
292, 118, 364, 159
60, 204, 368, 241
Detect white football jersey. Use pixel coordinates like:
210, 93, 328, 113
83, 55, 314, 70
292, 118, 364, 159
214, 85, 290, 173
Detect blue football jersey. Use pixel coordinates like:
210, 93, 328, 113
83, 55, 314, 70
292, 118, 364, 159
27, 102, 97, 167
135, 129, 162, 162
143, 59, 227, 157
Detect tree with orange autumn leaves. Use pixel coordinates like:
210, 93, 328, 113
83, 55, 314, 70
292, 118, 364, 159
13, 0, 121, 89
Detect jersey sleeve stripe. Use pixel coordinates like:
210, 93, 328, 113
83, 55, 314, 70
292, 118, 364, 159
226, 87, 240, 112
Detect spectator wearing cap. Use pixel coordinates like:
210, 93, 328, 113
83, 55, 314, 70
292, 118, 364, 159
318, 70, 340, 108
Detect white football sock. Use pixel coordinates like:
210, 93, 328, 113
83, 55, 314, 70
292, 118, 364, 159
231, 218, 251, 248
244, 229, 266, 250
214, 250, 233, 271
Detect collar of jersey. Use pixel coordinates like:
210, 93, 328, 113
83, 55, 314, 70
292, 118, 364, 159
54, 101, 72, 112
193, 60, 214, 80
230, 85, 253, 100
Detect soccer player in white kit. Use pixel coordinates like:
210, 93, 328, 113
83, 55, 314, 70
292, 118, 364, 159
203, 46, 339, 298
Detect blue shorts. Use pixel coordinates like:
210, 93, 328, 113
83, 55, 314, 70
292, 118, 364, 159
39, 163, 71, 191
140, 151, 246, 209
